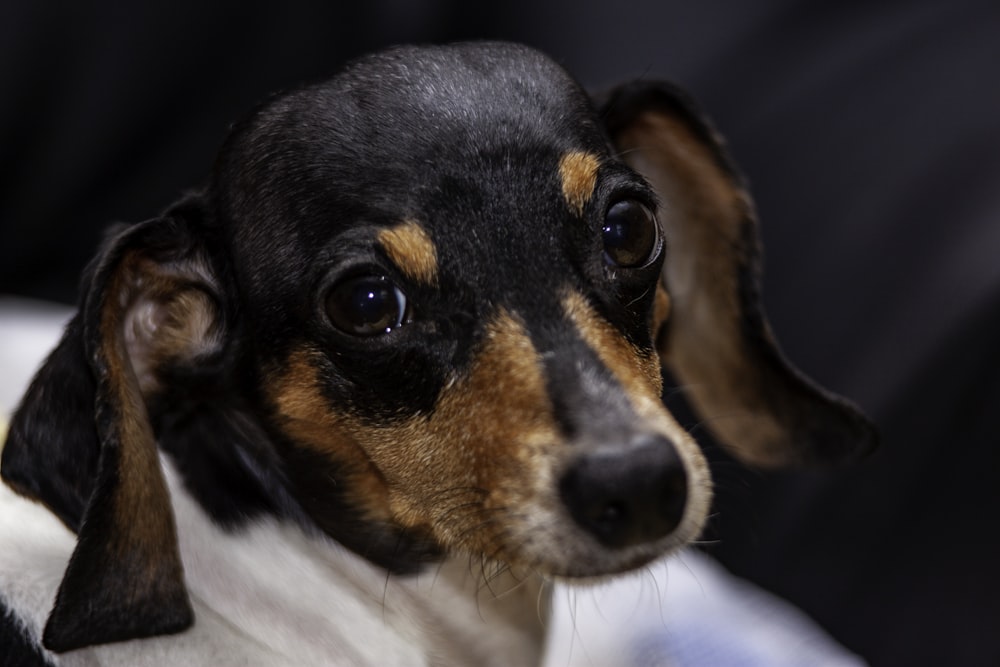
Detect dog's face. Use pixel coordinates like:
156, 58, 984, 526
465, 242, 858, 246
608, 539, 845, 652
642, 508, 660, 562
216, 45, 710, 578
2, 42, 876, 652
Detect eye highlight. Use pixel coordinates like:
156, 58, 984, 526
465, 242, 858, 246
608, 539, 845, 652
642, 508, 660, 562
325, 275, 410, 336
602, 199, 659, 269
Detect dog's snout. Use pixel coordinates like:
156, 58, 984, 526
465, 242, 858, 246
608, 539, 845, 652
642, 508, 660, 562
558, 434, 688, 549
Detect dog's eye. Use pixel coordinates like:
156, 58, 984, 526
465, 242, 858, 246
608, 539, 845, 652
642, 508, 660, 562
602, 200, 659, 268
325, 276, 410, 336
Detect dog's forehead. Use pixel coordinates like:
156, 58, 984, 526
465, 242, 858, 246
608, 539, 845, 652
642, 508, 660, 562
332, 42, 599, 151
218, 42, 616, 301
290, 42, 608, 203
224, 42, 602, 184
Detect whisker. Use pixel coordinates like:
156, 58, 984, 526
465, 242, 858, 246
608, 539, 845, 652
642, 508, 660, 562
536, 577, 553, 627
648, 560, 669, 626
674, 551, 706, 599
381, 563, 393, 622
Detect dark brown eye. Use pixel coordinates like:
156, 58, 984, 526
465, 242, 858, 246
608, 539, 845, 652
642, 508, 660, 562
325, 275, 409, 336
602, 200, 659, 268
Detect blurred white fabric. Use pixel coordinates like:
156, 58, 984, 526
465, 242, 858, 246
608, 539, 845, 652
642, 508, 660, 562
542, 550, 866, 667
0, 297, 73, 425
0, 297, 865, 666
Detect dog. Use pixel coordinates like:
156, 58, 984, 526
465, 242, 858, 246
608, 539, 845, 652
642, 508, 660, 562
0, 41, 876, 665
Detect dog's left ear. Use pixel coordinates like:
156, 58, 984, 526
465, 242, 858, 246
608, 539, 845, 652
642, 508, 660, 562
2, 197, 223, 651
600, 82, 877, 467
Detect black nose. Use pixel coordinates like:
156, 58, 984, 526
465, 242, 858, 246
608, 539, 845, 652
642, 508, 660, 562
558, 434, 688, 549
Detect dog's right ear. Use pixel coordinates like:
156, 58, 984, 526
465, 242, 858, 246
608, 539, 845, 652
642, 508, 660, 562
1, 195, 224, 651
600, 82, 877, 467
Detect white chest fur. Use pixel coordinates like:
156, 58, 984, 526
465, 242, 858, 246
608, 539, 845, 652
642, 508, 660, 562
0, 457, 547, 666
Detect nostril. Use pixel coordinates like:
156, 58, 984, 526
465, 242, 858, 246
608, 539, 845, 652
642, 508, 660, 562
559, 435, 688, 549
597, 502, 624, 524
584, 500, 625, 537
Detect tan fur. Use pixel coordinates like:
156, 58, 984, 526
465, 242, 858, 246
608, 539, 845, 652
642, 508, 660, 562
561, 290, 662, 399
652, 283, 671, 341
558, 151, 601, 216
378, 220, 439, 286
100, 254, 185, 568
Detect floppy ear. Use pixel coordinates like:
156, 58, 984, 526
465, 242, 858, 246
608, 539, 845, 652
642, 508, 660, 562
1, 198, 223, 651
600, 82, 877, 467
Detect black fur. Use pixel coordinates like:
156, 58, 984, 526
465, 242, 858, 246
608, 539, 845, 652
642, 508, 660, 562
0, 597, 56, 667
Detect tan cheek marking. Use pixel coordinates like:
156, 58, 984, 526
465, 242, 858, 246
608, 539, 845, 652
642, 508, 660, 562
377, 220, 439, 286
562, 291, 663, 407
558, 151, 601, 216
270, 316, 560, 557
270, 349, 394, 523
359, 312, 560, 549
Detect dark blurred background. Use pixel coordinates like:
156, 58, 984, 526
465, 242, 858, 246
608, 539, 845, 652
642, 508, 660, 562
2, 1, 998, 664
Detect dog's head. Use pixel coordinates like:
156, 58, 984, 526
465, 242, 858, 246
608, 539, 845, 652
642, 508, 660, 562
1, 42, 876, 652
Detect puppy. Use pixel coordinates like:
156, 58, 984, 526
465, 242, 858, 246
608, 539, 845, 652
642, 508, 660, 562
0, 41, 875, 665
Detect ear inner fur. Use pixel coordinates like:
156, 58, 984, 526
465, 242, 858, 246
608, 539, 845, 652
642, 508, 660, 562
125, 260, 222, 396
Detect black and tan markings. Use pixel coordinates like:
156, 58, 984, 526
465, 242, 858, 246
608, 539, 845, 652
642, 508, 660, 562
270, 282, 709, 577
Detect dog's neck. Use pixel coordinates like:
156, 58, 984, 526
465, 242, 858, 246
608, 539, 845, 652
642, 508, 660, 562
161, 458, 550, 666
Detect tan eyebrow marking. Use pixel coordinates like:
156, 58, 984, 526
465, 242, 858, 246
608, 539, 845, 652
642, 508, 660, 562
378, 220, 439, 286
558, 151, 602, 216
